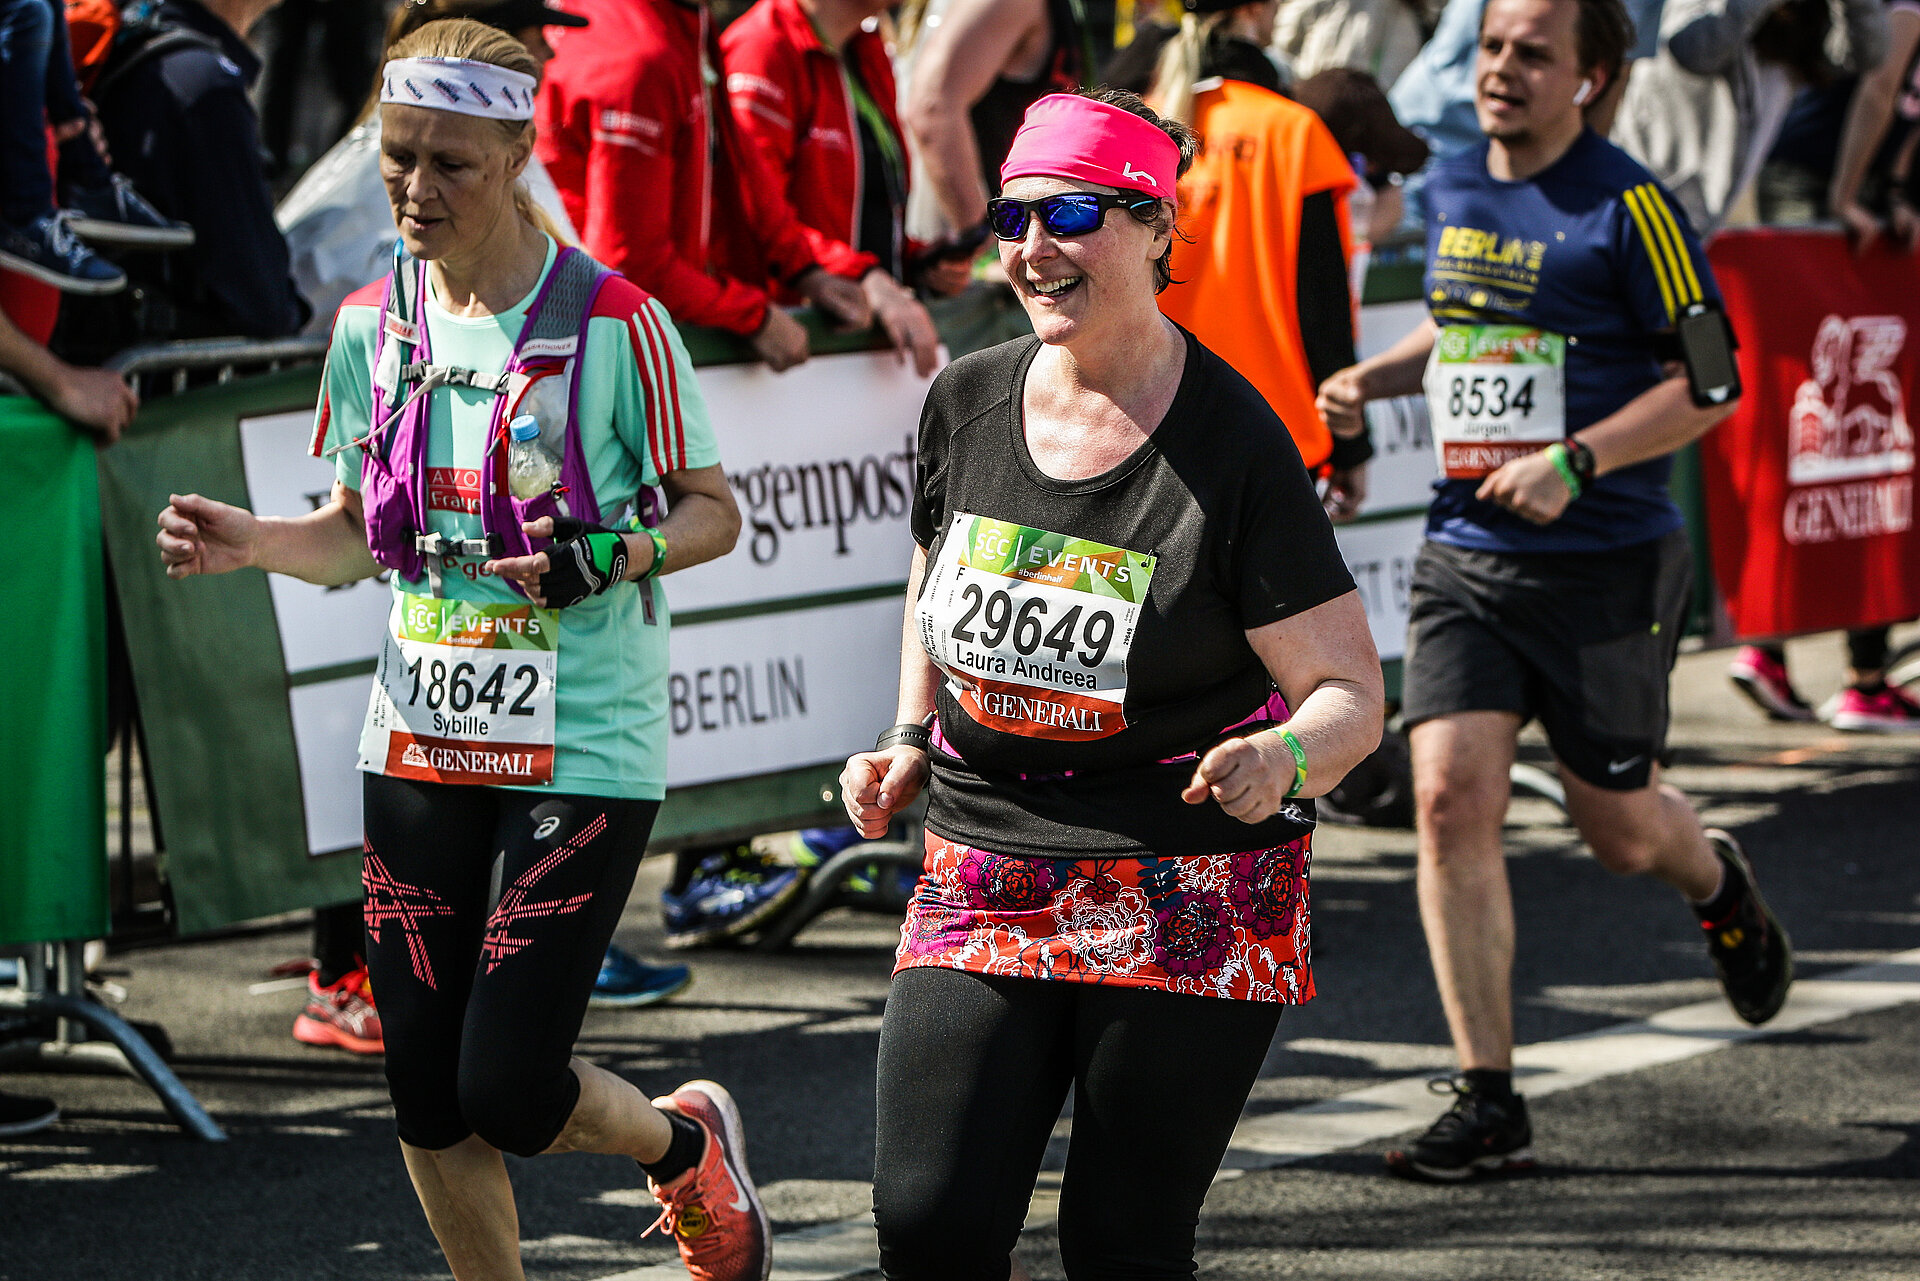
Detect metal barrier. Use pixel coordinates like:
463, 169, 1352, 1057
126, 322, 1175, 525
106, 335, 331, 400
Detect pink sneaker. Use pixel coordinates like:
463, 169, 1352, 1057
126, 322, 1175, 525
642, 1081, 770, 1281
1828, 684, 1920, 733
1727, 647, 1814, 721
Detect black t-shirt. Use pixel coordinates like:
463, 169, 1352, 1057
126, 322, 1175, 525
911, 329, 1357, 859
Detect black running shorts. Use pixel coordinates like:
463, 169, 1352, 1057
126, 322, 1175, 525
1401, 530, 1691, 791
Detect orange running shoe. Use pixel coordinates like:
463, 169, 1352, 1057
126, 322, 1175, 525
643, 1080, 770, 1281
291, 965, 384, 1055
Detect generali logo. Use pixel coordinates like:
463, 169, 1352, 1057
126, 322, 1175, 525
1782, 315, 1915, 544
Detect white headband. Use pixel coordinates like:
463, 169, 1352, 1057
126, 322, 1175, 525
381, 56, 538, 121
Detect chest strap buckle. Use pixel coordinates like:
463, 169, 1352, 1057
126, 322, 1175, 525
400, 361, 512, 394
414, 532, 504, 558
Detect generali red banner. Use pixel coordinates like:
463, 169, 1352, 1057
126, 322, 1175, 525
1703, 228, 1919, 638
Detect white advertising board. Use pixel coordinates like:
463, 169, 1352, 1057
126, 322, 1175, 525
1335, 515, 1425, 663
1357, 299, 1442, 514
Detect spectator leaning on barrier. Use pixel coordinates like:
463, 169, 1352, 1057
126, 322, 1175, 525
71, 0, 309, 356
1318, 0, 1795, 1182
1138, 0, 1373, 522
1613, 0, 1889, 239
720, 0, 942, 374
0, 277, 137, 441
900, 0, 1092, 291
536, 0, 875, 373
278, 0, 588, 334
1828, 0, 1920, 247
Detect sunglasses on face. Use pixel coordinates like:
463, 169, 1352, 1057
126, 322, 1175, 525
985, 191, 1160, 241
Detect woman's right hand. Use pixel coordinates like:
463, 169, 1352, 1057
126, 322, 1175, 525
839, 746, 930, 838
156, 492, 259, 578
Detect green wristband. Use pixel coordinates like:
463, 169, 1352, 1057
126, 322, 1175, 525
641, 527, 668, 579
1546, 441, 1584, 498
1269, 726, 1309, 799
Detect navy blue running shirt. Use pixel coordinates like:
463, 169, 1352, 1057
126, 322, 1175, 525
1421, 128, 1721, 553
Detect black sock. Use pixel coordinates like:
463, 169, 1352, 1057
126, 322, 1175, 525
313, 901, 365, 986
1849, 677, 1888, 696
1463, 1068, 1515, 1101
638, 1110, 705, 1185
1692, 857, 1745, 922
670, 848, 709, 894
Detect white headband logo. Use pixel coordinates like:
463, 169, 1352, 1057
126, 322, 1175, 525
380, 56, 537, 121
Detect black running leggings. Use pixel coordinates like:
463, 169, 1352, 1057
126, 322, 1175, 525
361, 773, 657, 1156
873, 967, 1283, 1281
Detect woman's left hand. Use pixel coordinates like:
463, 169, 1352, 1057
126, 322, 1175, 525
1476, 449, 1573, 525
1181, 732, 1294, 824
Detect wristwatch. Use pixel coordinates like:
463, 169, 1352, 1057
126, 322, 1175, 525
875, 721, 933, 753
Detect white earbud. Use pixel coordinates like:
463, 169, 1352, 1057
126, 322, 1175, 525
1572, 78, 1594, 106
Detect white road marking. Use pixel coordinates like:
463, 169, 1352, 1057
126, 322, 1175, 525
592, 948, 1920, 1281
247, 977, 311, 996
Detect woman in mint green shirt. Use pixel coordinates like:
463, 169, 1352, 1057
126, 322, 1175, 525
155, 20, 773, 1281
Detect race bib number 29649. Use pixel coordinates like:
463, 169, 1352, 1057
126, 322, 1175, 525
359, 593, 559, 786
918, 513, 1155, 742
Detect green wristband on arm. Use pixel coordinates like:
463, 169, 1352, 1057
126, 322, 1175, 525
1269, 727, 1309, 798
1545, 441, 1584, 498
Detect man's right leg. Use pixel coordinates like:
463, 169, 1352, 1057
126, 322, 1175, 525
1386, 711, 1537, 1182
1409, 711, 1522, 1072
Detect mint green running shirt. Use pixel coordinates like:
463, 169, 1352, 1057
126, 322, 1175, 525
313, 238, 721, 800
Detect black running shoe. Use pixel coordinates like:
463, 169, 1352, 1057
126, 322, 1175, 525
1699, 830, 1793, 1025
1385, 1078, 1535, 1182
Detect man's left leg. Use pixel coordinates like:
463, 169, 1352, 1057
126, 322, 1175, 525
1561, 766, 1792, 1026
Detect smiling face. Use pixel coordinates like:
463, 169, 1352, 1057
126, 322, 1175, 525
379, 103, 531, 261
997, 175, 1171, 350
1474, 0, 1591, 147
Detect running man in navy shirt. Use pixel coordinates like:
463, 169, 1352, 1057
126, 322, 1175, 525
1318, 0, 1794, 1182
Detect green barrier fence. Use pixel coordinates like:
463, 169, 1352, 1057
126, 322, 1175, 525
0, 397, 108, 946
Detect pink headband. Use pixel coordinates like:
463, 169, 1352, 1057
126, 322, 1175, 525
1000, 95, 1181, 205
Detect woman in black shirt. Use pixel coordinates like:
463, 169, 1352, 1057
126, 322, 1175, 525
841, 88, 1382, 1280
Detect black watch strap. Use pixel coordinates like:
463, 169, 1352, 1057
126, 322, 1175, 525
1564, 435, 1597, 486
876, 722, 932, 753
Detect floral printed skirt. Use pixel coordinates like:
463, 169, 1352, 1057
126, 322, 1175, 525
894, 832, 1314, 1004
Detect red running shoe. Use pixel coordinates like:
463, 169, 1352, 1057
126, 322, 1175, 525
292, 966, 383, 1055
643, 1080, 770, 1281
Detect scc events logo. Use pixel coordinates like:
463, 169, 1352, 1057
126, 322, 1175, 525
1783, 315, 1915, 545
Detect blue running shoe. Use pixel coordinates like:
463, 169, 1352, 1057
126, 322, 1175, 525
589, 945, 692, 1008
0, 213, 124, 294
661, 850, 804, 950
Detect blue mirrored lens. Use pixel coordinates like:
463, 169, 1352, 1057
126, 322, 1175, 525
987, 201, 1030, 240
1038, 196, 1103, 236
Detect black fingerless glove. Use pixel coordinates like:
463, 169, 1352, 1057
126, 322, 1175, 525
539, 516, 629, 608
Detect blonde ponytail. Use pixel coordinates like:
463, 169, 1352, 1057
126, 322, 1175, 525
1144, 12, 1231, 125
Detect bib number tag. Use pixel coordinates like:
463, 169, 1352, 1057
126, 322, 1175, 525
917, 512, 1155, 742
1426, 325, 1567, 478
359, 593, 560, 785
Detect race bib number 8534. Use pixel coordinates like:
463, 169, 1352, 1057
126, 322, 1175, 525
359, 593, 559, 785
918, 513, 1155, 742
1426, 325, 1567, 478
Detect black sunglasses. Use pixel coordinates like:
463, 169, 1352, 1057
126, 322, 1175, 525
985, 192, 1160, 241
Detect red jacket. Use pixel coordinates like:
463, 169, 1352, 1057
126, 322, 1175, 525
537, 0, 869, 335
720, 0, 899, 291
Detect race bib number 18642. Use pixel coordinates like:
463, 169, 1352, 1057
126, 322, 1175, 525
918, 513, 1155, 742
358, 593, 559, 786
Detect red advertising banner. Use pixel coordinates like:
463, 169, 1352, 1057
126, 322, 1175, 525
1702, 229, 1920, 638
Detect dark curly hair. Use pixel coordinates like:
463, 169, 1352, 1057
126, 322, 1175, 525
1076, 87, 1197, 294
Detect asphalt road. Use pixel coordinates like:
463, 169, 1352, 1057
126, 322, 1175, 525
4, 630, 1917, 1281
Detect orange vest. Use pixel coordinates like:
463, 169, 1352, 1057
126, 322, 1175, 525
1159, 80, 1356, 470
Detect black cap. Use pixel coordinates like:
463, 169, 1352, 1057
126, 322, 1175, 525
467, 0, 588, 30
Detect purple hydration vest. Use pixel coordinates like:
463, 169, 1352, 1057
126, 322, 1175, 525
357, 245, 625, 596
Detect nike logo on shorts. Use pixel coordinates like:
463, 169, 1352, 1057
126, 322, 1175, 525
1607, 756, 1645, 775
